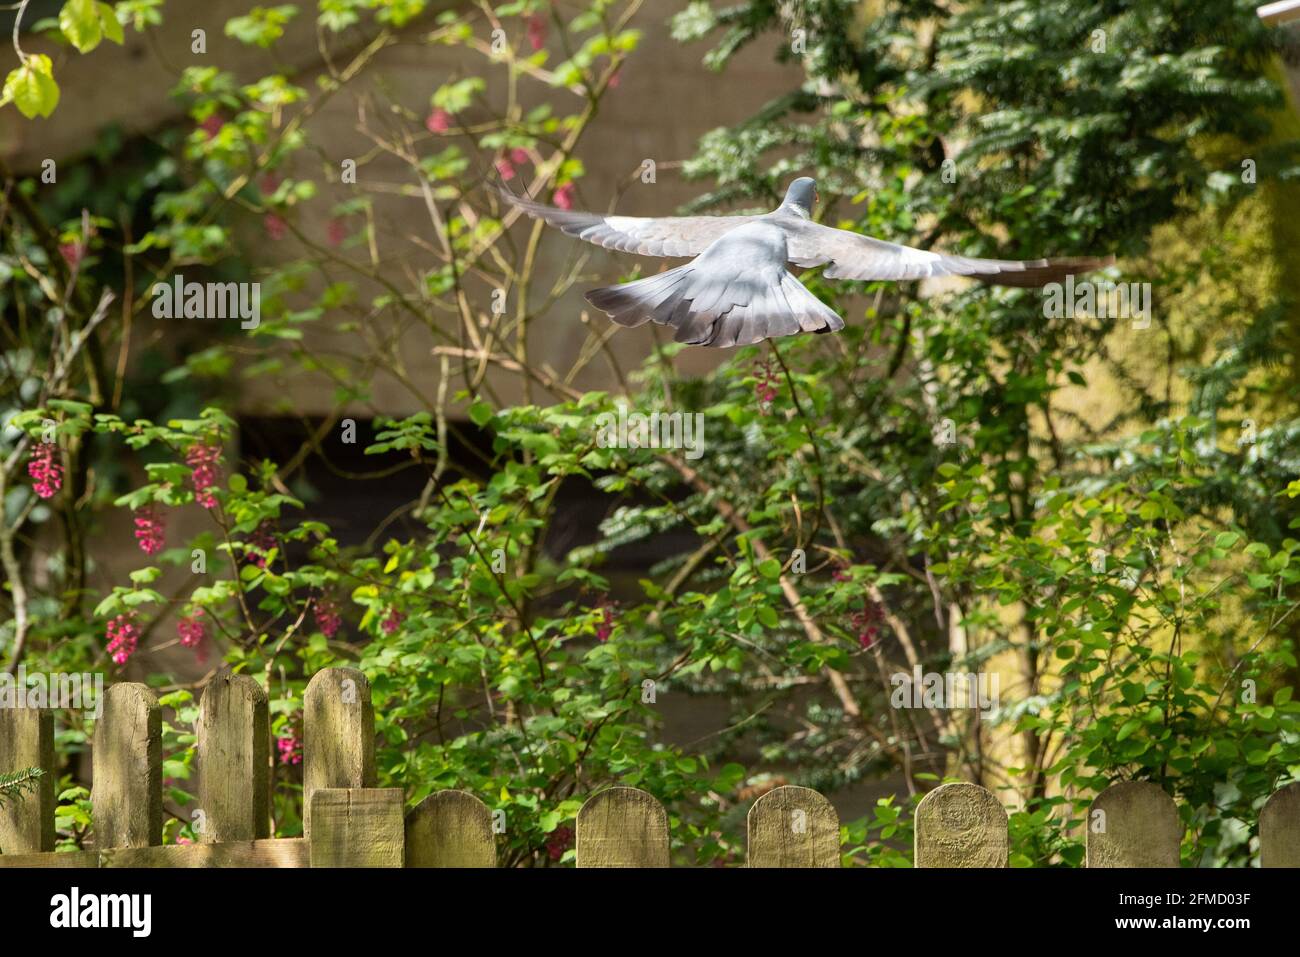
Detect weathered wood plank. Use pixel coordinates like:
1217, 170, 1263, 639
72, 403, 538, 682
746, 785, 840, 867
576, 787, 669, 867
197, 673, 270, 842
1260, 781, 1300, 868
405, 790, 497, 867
100, 838, 308, 868
1087, 781, 1180, 867
91, 683, 161, 850
0, 707, 55, 854
303, 668, 375, 838
915, 781, 1008, 867
309, 788, 404, 867
0, 849, 99, 868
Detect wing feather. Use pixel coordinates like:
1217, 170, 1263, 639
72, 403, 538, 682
497, 186, 754, 258
783, 219, 1111, 286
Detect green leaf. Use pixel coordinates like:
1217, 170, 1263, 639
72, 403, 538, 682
469, 401, 494, 427
3, 56, 60, 119
97, 2, 125, 44
60, 0, 103, 53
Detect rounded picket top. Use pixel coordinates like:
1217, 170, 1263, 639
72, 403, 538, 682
92, 682, 162, 850
406, 790, 498, 868
1260, 781, 1300, 868
1086, 781, 1180, 867
914, 781, 1008, 867
747, 785, 840, 867
576, 786, 669, 867
303, 667, 375, 837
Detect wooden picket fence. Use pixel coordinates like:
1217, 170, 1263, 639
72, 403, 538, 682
1, 667, 1298, 867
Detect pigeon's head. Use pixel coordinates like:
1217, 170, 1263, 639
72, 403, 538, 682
781, 177, 819, 217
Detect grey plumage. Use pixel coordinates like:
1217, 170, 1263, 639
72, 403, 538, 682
499, 177, 1110, 348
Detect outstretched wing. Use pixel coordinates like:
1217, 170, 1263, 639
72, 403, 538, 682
783, 218, 1112, 287
496, 186, 756, 259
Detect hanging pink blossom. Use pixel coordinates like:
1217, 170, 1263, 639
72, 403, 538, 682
106, 614, 140, 665
527, 15, 547, 52
546, 824, 573, 861
185, 440, 222, 509
495, 156, 516, 181
327, 218, 347, 247
426, 108, 452, 133
264, 213, 288, 241
59, 242, 84, 268
246, 521, 277, 568
27, 442, 62, 499
199, 114, 225, 139
509, 147, 530, 166
381, 607, 405, 635
607, 67, 622, 89
277, 732, 302, 766
133, 505, 166, 557
177, 609, 207, 649
594, 600, 616, 642
314, 596, 343, 639
851, 602, 883, 650
553, 183, 576, 210
259, 173, 280, 196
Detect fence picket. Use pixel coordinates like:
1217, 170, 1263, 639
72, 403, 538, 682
405, 790, 497, 867
0, 707, 55, 854
1086, 781, 1179, 867
576, 786, 669, 867
1260, 780, 1300, 868
308, 788, 404, 867
197, 673, 270, 842
91, 683, 161, 850
303, 667, 375, 838
747, 785, 840, 867
915, 782, 1007, 867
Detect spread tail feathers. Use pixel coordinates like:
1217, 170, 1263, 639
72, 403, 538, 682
584, 264, 843, 348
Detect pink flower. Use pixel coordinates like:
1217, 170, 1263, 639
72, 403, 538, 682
176, 836, 194, 846
851, 603, 883, 650
608, 67, 622, 89
314, 596, 342, 639
276, 733, 302, 766
59, 242, 83, 268
752, 358, 779, 411
106, 614, 140, 665
527, 15, 547, 51
426, 108, 452, 133
199, 114, 225, 140
259, 173, 280, 196
133, 504, 166, 557
594, 600, 616, 642
27, 442, 62, 499
509, 147, 530, 165
381, 607, 405, 635
327, 218, 347, 248
264, 214, 287, 241
553, 183, 576, 211
177, 609, 206, 649
495, 156, 516, 181
546, 824, 573, 861
185, 440, 222, 509
246, 521, 277, 568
